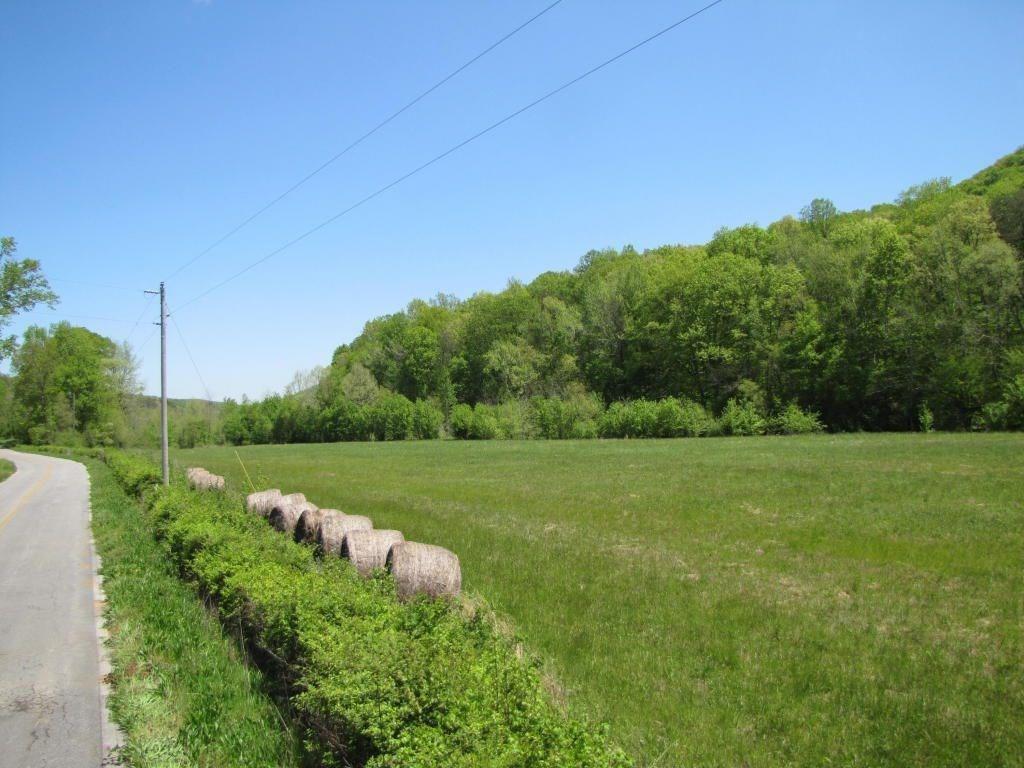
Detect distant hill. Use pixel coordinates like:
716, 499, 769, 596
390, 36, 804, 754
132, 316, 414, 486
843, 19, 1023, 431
134, 395, 223, 414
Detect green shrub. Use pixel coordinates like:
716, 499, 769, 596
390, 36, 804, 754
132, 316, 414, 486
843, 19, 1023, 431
475, 401, 530, 439
368, 393, 415, 441
599, 400, 659, 438
113, 453, 627, 768
531, 397, 581, 439
320, 398, 371, 441
918, 403, 935, 433
449, 404, 503, 440
766, 404, 825, 435
719, 398, 766, 436
106, 451, 162, 496
653, 397, 684, 437
597, 403, 626, 438
679, 399, 718, 436
531, 391, 602, 439
469, 407, 500, 440
449, 403, 474, 439
976, 400, 1008, 430
411, 399, 444, 439
1001, 374, 1024, 429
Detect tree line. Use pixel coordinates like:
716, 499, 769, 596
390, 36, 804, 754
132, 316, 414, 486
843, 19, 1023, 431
3, 147, 1023, 446
221, 147, 1024, 443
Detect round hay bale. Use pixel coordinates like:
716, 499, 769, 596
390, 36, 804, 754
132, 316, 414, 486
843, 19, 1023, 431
205, 474, 225, 492
186, 467, 209, 489
279, 492, 307, 506
387, 541, 461, 601
341, 529, 405, 577
270, 501, 317, 535
294, 506, 330, 545
316, 512, 373, 556
246, 489, 282, 517
189, 470, 225, 492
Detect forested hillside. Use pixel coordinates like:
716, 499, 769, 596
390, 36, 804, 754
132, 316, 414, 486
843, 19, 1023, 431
221, 146, 1024, 443
3, 148, 1023, 447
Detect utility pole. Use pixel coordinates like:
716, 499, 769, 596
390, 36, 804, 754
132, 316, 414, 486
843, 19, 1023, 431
145, 283, 169, 485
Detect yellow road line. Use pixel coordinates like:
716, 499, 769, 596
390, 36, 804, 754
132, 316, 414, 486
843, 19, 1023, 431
0, 462, 54, 536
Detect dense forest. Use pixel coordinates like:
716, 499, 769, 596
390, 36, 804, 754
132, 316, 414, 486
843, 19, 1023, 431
218, 147, 1024, 443
3, 147, 1023, 446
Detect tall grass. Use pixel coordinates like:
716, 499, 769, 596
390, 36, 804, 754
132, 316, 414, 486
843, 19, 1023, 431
87, 456, 302, 767
175, 434, 1024, 767
0, 457, 14, 482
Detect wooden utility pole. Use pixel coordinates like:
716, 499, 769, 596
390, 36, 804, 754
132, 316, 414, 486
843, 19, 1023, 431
145, 282, 169, 485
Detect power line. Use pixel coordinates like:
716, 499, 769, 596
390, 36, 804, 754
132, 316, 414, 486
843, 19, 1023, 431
172, 0, 725, 315
138, 323, 160, 352
163, 0, 566, 283
170, 315, 213, 401
125, 293, 157, 344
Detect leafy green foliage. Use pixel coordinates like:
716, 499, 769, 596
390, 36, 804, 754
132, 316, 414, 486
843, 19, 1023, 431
86, 455, 301, 767
5, 321, 140, 445
217, 146, 1024, 441
109, 451, 627, 767
0, 237, 58, 361
719, 398, 767, 436
8, 147, 1024, 448
106, 449, 162, 496
766, 404, 824, 435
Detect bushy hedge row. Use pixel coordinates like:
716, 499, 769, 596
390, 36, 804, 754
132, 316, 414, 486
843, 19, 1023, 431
449, 396, 823, 440
225, 385, 824, 445
107, 453, 627, 767
319, 393, 444, 442
105, 450, 163, 496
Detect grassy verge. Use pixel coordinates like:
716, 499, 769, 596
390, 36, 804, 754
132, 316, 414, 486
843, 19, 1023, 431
0, 458, 15, 482
174, 434, 1024, 767
104, 450, 627, 767
86, 454, 303, 767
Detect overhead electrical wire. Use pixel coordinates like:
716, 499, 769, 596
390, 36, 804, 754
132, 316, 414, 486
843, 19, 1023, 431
172, 0, 725, 315
170, 315, 214, 401
138, 323, 160, 352
124, 293, 157, 344
162, 0, 567, 282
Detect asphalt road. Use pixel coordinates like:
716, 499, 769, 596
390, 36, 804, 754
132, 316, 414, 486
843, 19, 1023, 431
0, 450, 102, 767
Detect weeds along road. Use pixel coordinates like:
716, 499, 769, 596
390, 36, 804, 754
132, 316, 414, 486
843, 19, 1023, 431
0, 450, 102, 767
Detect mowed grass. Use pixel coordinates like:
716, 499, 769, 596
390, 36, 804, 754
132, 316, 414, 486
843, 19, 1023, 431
0, 458, 15, 483
174, 434, 1024, 767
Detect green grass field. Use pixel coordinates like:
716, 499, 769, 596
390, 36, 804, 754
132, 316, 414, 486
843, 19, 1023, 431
0, 458, 15, 483
173, 434, 1024, 767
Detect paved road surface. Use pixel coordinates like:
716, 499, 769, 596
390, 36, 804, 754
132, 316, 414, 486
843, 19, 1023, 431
0, 450, 102, 767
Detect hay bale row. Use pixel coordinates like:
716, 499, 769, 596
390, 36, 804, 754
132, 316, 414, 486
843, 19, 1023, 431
294, 506, 329, 545
387, 541, 461, 601
248, 486, 461, 600
317, 511, 373, 556
270, 499, 318, 535
246, 489, 282, 517
342, 529, 405, 577
187, 467, 225, 492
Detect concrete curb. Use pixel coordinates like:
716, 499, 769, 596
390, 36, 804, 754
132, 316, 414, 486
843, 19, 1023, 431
88, 489, 126, 765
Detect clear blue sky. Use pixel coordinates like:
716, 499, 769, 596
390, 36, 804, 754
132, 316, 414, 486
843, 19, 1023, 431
3, 1, 1022, 400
